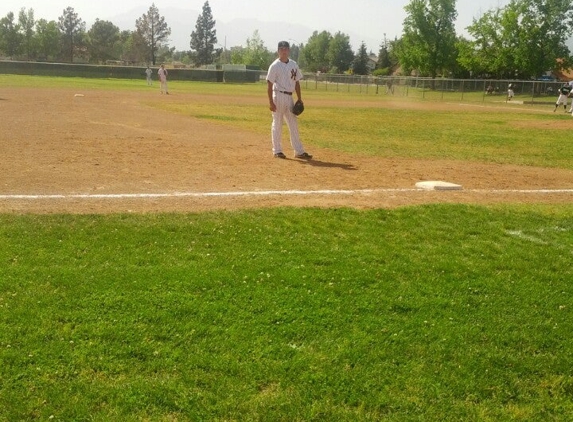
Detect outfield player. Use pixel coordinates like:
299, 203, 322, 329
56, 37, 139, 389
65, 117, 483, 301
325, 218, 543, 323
507, 83, 514, 101
145, 66, 153, 86
554, 83, 571, 112
266, 41, 312, 159
158, 64, 169, 94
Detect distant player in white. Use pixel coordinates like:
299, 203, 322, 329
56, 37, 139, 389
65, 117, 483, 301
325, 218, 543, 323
266, 40, 312, 159
145, 66, 153, 86
158, 64, 169, 94
507, 83, 514, 101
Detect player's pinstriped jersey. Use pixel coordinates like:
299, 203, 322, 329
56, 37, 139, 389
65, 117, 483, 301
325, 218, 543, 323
266, 59, 302, 93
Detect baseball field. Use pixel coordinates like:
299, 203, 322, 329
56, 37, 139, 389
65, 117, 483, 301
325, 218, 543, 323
1, 75, 572, 420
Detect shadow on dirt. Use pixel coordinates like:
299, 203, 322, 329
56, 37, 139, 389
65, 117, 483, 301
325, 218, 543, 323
295, 159, 357, 170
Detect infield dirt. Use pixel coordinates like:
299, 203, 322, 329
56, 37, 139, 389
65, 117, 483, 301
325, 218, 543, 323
1, 87, 572, 214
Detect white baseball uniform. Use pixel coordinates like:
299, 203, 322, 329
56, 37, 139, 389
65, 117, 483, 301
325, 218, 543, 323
507, 84, 514, 100
158, 67, 168, 94
266, 58, 305, 155
145, 67, 153, 86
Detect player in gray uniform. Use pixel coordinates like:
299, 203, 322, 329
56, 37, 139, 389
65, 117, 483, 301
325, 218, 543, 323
266, 41, 312, 159
145, 66, 153, 86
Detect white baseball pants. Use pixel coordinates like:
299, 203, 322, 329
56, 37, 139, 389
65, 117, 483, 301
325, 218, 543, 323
271, 91, 304, 155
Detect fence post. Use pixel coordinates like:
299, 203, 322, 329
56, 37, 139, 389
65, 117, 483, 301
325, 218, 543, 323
531, 81, 534, 105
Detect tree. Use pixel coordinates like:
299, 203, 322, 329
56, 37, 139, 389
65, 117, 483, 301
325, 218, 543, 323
230, 46, 245, 64
117, 30, 146, 64
302, 31, 332, 72
18, 8, 36, 59
240, 30, 273, 69
376, 34, 393, 70
155, 44, 174, 65
35, 19, 60, 61
0, 12, 22, 58
327, 32, 354, 73
374, 36, 400, 76
87, 19, 120, 63
214, 46, 230, 64
289, 43, 301, 63
460, 0, 573, 79
135, 3, 171, 65
58, 6, 85, 62
398, 0, 458, 77
461, 4, 528, 78
352, 42, 370, 75
190, 1, 217, 66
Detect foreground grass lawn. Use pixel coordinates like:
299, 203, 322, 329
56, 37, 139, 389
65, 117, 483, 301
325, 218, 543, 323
1, 205, 572, 421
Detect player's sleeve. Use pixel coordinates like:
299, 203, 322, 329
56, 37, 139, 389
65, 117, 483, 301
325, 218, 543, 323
295, 63, 303, 81
266, 64, 275, 82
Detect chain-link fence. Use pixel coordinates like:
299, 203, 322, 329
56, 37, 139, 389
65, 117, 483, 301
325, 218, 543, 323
258, 72, 567, 105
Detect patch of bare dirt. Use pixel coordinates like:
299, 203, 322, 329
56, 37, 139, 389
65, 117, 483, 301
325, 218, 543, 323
1, 87, 571, 214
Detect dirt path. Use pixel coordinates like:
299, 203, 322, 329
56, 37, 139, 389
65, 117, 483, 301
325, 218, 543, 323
1, 87, 571, 214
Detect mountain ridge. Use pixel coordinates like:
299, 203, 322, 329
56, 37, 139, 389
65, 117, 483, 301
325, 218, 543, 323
101, 6, 382, 53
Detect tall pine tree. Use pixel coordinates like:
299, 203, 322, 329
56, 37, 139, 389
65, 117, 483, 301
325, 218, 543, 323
135, 3, 170, 65
58, 7, 85, 63
190, 1, 217, 66
352, 42, 370, 75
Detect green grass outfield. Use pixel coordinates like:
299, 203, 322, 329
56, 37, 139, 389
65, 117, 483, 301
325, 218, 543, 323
1, 76, 573, 421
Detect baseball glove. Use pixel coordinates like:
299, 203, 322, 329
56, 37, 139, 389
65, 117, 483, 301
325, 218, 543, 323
292, 99, 304, 116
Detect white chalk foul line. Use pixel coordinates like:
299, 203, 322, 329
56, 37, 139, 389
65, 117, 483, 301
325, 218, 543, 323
0, 189, 416, 200
472, 189, 573, 193
0, 188, 572, 200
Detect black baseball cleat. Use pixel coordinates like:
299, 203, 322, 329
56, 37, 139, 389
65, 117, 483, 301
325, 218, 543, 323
295, 152, 312, 159
274, 152, 286, 159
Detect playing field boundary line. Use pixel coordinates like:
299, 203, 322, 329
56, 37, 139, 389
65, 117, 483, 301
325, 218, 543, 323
471, 189, 573, 193
0, 188, 572, 200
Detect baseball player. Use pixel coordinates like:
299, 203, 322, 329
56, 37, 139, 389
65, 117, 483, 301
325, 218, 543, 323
507, 83, 514, 101
158, 64, 169, 94
266, 40, 312, 159
554, 83, 571, 112
145, 66, 153, 86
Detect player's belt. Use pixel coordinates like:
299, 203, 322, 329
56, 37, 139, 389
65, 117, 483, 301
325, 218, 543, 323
278, 91, 292, 95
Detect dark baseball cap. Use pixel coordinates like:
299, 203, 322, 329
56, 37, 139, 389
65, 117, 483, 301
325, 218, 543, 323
278, 41, 290, 49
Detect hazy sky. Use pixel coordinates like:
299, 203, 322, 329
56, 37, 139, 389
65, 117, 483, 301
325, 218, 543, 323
1, 0, 510, 49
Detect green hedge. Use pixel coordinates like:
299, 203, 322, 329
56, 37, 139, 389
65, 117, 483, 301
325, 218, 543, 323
0, 61, 252, 83
223, 70, 261, 83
